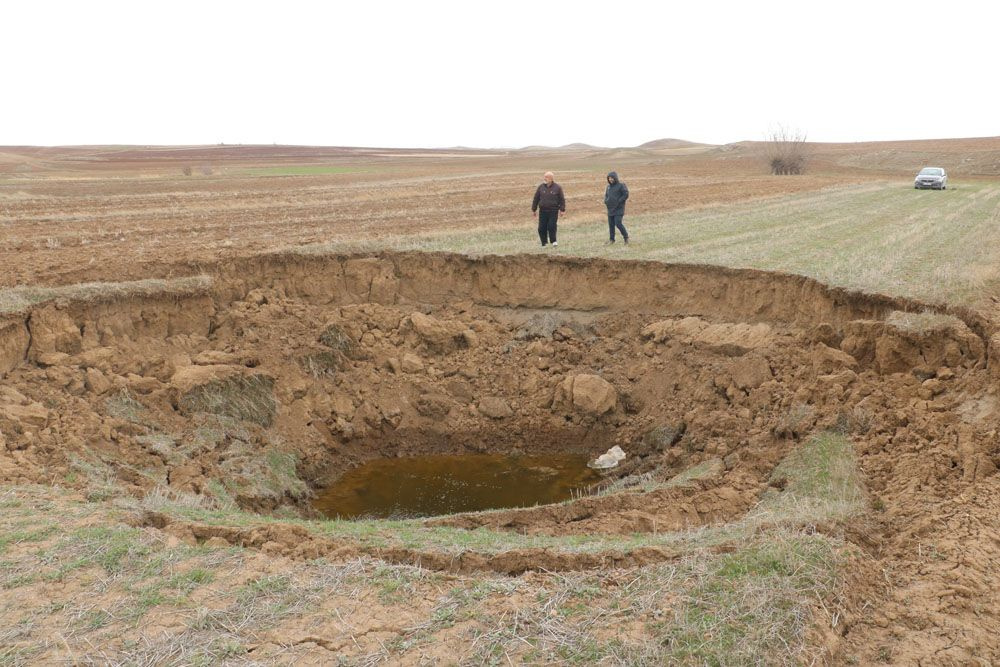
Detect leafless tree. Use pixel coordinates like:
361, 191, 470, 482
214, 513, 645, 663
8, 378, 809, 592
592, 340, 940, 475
764, 125, 809, 175
182, 166, 193, 176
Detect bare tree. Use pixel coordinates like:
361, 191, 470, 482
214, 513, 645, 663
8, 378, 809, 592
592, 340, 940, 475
181, 166, 193, 176
764, 125, 809, 175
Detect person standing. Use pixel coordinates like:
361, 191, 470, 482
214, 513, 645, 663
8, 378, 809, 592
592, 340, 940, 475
604, 171, 630, 244
531, 171, 565, 247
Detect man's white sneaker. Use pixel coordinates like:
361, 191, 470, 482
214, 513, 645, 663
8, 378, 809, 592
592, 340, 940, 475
552, 242, 559, 247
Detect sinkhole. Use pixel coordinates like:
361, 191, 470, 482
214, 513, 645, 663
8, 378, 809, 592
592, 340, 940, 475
0, 253, 991, 539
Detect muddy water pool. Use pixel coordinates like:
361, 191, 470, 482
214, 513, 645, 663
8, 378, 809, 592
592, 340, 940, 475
313, 453, 601, 519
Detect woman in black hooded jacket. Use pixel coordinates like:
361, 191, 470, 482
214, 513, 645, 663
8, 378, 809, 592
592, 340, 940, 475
604, 171, 630, 244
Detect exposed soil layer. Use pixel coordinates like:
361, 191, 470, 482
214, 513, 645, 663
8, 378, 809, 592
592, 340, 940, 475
3, 251, 1000, 660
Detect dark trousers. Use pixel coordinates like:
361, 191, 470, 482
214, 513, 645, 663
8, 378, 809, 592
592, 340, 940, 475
608, 213, 628, 241
538, 209, 559, 245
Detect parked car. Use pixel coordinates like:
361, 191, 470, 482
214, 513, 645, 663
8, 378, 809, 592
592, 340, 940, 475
914, 167, 947, 190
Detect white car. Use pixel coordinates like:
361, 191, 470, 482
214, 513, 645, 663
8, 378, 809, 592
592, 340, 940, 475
914, 167, 947, 190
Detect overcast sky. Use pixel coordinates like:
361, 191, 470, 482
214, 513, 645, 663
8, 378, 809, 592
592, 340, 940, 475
3, 1, 997, 148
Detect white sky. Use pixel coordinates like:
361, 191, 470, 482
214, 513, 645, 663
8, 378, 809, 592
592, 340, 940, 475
3, 1, 997, 148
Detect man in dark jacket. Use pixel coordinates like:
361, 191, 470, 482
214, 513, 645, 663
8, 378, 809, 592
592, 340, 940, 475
531, 171, 566, 247
604, 171, 629, 244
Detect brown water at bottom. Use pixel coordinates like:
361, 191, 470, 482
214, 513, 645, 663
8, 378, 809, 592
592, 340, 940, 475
312, 453, 602, 519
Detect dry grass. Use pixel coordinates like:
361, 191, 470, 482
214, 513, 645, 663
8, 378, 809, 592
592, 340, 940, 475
178, 374, 277, 427
0, 275, 211, 315
885, 309, 964, 333
756, 431, 866, 524
348, 533, 845, 666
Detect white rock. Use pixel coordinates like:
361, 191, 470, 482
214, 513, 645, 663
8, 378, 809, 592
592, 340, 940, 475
589, 445, 628, 470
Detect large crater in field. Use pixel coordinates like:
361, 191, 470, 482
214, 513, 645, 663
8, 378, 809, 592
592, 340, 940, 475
1, 252, 997, 539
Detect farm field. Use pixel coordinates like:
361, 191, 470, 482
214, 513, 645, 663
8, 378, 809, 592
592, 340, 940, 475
0, 144, 846, 289
2, 138, 1000, 664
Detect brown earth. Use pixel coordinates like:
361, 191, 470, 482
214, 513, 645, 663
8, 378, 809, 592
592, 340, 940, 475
2, 250, 1000, 660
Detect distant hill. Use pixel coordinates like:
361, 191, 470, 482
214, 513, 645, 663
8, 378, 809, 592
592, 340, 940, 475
559, 142, 603, 150
521, 139, 708, 151
517, 142, 605, 151
637, 138, 711, 149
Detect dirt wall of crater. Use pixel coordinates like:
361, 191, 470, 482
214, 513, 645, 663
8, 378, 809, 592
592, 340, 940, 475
4, 251, 986, 382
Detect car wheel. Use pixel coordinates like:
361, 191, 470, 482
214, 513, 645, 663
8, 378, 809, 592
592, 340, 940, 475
942, 185, 946, 190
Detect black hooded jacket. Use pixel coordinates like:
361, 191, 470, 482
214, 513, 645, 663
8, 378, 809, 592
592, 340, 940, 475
604, 172, 629, 216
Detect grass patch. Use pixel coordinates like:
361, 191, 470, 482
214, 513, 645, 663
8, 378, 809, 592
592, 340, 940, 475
298, 350, 342, 378
653, 535, 843, 665
178, 373, 276, 427
0, 645, 41, 666
263, 448, 308, 499
210, 438, 308, 505
138, 485, 213, 513
318, 323, 357, 354
369, 562, 429, 603
38, 525, 153, 581
0, 478, 860, 664
886, 309, 964, 333
191, 414, 251, 448
438, 534, 845, 665
68, 454, 122, 502
67, 557, 399, 664
664, 459, 723, 487
0, 275, 211, 316
586, 458, 719, 499
104, 388, 146, 423
135, 433, 178, 461
0, 525, 57, 554
194, 571, 314, 634
758, 431, 865, 523
300, 323, 361, 377
167, 567, 214, 594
